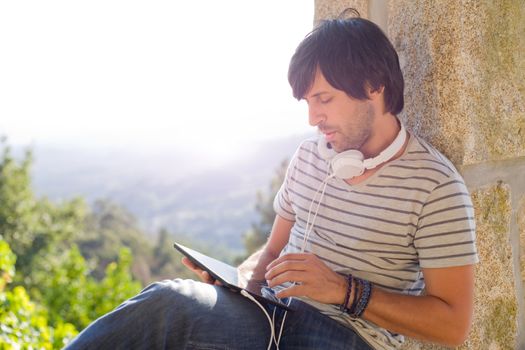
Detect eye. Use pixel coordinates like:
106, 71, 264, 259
320, 97, 333, 104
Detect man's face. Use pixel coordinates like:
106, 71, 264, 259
303, 69, 375, 153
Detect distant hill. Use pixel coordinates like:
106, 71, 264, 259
27, 133, 313, 252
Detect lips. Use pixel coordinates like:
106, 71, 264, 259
322, 130, 337, 142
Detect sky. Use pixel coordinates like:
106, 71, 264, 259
0, 1, 315, 160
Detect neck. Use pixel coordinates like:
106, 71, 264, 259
360, 113, 401, 159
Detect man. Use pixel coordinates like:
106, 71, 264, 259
66, 12, 478, 350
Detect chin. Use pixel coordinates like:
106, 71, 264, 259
331, 142, 350, 153
328, 142, 341, 153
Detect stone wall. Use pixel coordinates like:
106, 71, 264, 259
314, 0, 525, 348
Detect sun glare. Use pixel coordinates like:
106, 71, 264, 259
0, 1, 315, 159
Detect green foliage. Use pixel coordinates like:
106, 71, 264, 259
0, 140, 87, 286
31, 244, 141, 330
0, 135, 280, 348
151, 228, 193, 281
0, 140, 143, 348
78, 199, 200, 285
78, 199, 152, 281
90, 247, 142, 321
241, 159, 288, 258
0, 239, 78, 349
0, 240, 16, 291
36, 245, 91, 328
0, 236, 142, 348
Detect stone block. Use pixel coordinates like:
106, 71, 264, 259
388, 1, 525, 166
401, 182, 517, 349
519, 196, 525, 298
468, 183, 518, 349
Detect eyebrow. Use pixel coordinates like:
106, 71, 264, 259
304, 91, 330, 101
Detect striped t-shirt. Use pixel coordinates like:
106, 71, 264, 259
273, 132, 478, 349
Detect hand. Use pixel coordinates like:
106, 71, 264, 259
265, 253, 347, 305
181, 257, 222, 286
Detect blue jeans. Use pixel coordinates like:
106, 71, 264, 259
64, 279, 372, 350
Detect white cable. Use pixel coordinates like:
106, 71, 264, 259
292, 167, 333, 344
240, 290, 277, 350
276, 297, 293, 345
302, 173, 334, 253
245, 164, 333, 348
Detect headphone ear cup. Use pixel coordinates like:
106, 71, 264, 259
317, 138, 337, 160
331, 150, 365, 179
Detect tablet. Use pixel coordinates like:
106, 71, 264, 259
173, 242, 292, 311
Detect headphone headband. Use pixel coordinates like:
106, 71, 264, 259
364, 122, 406, 170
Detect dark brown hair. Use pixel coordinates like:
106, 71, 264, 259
288, 13, 404, 115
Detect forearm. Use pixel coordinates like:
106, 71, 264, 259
238, 246, 280, 281
355, 265, 474, 347
362, 289, 471, 347
237, 215, 294, 281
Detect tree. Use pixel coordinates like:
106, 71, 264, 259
241, 159, 288, 258
78, 198, 153, 282
0, 139, 87, 286
31, 244, 141, 331
87, 247, 142, 324
0, 239, 78, 349
0, 236, 142, 349
0, 139, 142, 346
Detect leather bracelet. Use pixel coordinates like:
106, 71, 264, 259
348, 277, 361, 316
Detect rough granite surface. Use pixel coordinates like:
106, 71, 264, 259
314, 0, 369, 24
387, 0, 525, 165
401, 183, 517, 349
519, 196, 525, 303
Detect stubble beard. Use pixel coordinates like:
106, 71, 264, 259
334, 104, 375, 153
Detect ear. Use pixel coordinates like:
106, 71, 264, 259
367, 85, 384, 100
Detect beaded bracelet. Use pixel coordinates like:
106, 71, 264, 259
339, 274, 353, 313
339, 277, 373, 319
352, 279, 372, 318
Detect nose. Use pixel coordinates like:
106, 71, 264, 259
308, 104, 323, 127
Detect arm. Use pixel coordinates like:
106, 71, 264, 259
182, 214, 294, 284
364, 264, 475, 347
238, 214, 295, 281
266, 254, 475, 347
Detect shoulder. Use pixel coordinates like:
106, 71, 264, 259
284, 136, 331, 181
291, 136, 324, 164
397, 134, 465, 184
401, 135, 474, 212
297, 136, 319, 154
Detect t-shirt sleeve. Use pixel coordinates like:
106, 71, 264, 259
273, 148, 300, 222
414, 175, 479, 268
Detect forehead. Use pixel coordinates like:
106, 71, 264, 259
304, 68, 337, 100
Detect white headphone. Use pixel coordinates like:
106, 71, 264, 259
317, 122, 406, 179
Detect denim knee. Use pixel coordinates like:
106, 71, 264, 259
139, 279, 217, 311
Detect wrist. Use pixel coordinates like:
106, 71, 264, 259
339, 275, 373, 318
336, 274, 349, 305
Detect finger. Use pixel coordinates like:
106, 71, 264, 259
181, 258, 216, 284
181, 257, 200, 271
265, 260, 309, 281
200, 271, 216, 284
266, 253, 310, 271
267, 270, 309, 288
275, 283, 306, 299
